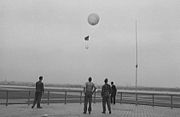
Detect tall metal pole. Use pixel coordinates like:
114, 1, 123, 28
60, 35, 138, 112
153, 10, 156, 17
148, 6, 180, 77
135, 19, 138, 92
135, 19, 138, 105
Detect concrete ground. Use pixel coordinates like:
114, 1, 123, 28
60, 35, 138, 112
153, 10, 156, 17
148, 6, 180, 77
0, 103, 180, 117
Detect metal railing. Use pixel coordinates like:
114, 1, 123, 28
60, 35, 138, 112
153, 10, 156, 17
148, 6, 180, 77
1, 89, 180, 108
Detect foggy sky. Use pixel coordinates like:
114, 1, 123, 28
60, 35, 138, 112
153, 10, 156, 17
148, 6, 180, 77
0, 0, 180, 87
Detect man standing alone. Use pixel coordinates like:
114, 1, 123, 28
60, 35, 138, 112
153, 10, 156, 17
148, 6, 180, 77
32, 76, 44, 109
83, 77, 96, 114
101, 78, 111, 114
111, 82, 117, 104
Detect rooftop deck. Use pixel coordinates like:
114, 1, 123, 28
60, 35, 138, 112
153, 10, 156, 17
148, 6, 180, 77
1, 103, 180, 117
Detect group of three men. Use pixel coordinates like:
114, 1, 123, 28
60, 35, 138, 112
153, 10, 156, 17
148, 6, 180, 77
31, 76, 117, 114
83, 77, 117, 114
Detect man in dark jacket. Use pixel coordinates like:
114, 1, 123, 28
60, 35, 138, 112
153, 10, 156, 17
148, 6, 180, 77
32, 76, 44, 109
101, 78, 111, 114
111, 82, 117, 104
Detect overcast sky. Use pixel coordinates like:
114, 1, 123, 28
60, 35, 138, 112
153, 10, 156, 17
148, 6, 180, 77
0, 0, 180, 87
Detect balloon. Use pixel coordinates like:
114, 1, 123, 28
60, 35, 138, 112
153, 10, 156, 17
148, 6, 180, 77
88, 13, 100, 26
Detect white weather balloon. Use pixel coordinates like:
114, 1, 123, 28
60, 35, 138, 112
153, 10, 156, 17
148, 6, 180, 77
88, 13, 100, 26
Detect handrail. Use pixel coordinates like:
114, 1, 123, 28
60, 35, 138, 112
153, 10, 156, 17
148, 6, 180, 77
0, 89, 180, 108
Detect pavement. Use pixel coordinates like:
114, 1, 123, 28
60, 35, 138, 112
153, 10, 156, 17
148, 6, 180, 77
0, 103, 180, 117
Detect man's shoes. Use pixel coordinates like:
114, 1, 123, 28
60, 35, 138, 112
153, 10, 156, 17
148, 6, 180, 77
109, 111, 111, 114
88, 111, 91, 114
83, 112, 86, 114
102, 112, 105, 114
37, 107, 42, 109
31, 105, 34, 109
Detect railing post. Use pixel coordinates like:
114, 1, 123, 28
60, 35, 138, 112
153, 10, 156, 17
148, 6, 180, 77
47, 91, 50, 105
120, 92, 122, 104
64, 91, 67, 104
80, 91, 82, 104
28, 91, 30, 106
6, 90, 8, 106
136, 93, 138, 105
93, 92, 96, 104
152, 94, 154, 107
171, 95, 173, 109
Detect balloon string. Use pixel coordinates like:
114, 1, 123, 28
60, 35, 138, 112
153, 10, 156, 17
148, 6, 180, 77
85, 41, 89, 49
